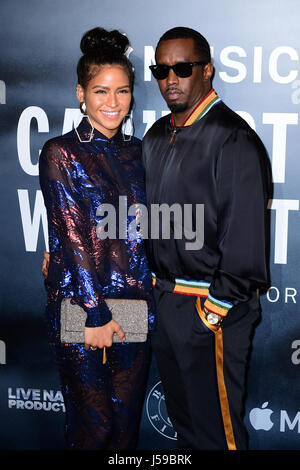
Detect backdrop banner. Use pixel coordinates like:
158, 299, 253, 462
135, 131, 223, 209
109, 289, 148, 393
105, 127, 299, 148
1, 0, 300, 451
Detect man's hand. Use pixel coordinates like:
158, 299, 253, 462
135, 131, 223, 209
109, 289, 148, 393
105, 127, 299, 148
84, 320, 125, 350
203, 306, 223, 327
42, 251, 50, 278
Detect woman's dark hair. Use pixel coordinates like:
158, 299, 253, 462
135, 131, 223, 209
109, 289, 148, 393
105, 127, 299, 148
77, 27, 134, 91
156, 26, 211, 63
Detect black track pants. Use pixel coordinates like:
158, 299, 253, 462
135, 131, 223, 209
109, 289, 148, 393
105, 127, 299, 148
151, 284, 260, 450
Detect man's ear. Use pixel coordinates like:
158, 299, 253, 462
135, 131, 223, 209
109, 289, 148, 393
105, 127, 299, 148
203, 62, 214, 81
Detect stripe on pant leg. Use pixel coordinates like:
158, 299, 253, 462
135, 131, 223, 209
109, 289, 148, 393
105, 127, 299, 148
214, 328, 237, 450
196, 297, 237, 450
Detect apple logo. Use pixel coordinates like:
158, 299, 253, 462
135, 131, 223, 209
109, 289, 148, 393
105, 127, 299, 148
249, 402, 274, 431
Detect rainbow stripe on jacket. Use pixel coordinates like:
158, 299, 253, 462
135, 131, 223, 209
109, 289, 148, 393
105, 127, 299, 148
152, 274, 233, 317
170, 88, 221, 127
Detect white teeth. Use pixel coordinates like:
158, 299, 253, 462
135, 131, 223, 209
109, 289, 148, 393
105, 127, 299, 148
102, 111, 119, 116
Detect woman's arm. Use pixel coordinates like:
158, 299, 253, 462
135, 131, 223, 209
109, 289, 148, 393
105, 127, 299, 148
42, 251, 49, 278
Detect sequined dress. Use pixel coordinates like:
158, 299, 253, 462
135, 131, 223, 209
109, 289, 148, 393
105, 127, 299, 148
39, 118, 154, 449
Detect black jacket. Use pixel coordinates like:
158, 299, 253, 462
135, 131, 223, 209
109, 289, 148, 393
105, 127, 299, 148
142, 100, 272, 316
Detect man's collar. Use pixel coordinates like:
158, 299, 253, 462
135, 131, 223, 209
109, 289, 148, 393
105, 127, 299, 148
170, 88, 221, 128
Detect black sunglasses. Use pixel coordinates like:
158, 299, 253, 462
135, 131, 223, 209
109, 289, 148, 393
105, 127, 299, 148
149, 61, 208, 80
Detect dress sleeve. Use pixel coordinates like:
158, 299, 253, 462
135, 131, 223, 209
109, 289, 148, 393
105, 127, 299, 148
39, 139, 112, 327
203, 127, 272, 317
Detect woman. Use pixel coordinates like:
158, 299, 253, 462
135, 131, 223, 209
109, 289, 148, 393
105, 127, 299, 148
39, 27, 154, 450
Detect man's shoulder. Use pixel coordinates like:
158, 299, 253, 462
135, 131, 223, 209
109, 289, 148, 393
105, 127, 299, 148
212, 101, 251, 131
212, 102, 270, 171
143, 114, 170, 141
208, 101, 265, 150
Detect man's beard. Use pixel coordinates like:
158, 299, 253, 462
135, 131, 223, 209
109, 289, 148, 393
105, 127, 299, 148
167, 101, 188, 114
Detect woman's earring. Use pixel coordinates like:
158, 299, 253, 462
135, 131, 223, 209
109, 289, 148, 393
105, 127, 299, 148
75, 102, 94, 143
122, 114, 134, 142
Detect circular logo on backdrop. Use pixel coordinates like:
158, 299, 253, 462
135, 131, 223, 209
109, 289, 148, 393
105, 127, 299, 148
146, 381, 177, 440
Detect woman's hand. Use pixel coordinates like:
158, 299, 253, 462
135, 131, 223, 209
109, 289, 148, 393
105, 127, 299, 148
84, 320, 125, 350
42, 251, 50, 278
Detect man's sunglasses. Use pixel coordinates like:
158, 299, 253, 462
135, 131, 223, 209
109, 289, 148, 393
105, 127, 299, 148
149, 61, 208, 80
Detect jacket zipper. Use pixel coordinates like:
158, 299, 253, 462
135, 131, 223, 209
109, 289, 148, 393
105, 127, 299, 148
169, 127, 177, 144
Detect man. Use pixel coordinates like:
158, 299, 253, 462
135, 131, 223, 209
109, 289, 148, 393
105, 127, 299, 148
143, 27, 271, 450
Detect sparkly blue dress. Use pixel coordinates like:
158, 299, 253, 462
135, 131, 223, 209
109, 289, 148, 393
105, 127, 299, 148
39, 118, 154, 449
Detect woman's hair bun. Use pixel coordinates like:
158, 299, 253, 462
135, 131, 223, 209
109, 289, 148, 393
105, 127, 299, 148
80, 27, 130, 56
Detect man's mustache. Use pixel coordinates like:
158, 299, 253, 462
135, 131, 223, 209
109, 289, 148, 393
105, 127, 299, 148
165, 87, 183, 95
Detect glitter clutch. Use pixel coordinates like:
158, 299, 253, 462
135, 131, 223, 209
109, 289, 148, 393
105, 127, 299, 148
60, 298, 148, 343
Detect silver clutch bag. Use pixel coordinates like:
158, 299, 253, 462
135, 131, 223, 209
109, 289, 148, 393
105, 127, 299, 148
60, 298, 148, 343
